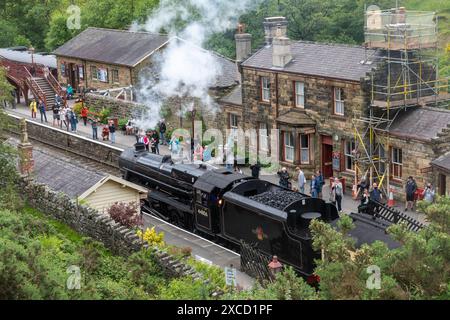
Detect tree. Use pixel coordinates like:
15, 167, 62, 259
310, 202, 450, 300
45, 11, 81, 51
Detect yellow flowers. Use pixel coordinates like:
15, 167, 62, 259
136, 227, 165, 247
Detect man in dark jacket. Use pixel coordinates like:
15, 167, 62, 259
159, 120, 167, 145
370, 182, 382, 202
277, 167, 290, 189
151, 130, 160, 155
108, 120, 116, 144
250, 162, 261, 179
315, 170, 324, 199
39, 100, 48, 123
405, 176, 417, 211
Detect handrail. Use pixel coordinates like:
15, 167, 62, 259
364, 199, 425, 231
24, 66, 47, 108
47, 71, 66, 101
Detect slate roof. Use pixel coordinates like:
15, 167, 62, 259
53, 27, 169, 67
276, 110, 316, 126
53, 28, 239, 88
32, 148, 105, 198
431, 152, 450, 173
241, 41, 378, 82
0, 48, 57, 68
220, 85, 242, 105
388, 107, 450, 141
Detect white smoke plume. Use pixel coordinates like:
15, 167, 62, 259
132, 0, 262, 131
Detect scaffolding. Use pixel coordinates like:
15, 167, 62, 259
352, 7, 450, 195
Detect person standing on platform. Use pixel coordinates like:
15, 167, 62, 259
296, 167, 306, 194
108, 120, 116, 144
90, 117, 99, 140
405, 176, 417, 211
29, 99, 37, 118
69, 108, 78, 132
81, 105, 89, 126
159, 119, 167, 145
331, 177, 343, 213
277, 167, 290, 189
38, 100, 48, 123
250, 162, 261, 179
310, 174, 318, 198
315, 170, 324, 199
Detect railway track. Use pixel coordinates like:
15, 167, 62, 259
5, 130, 255, 288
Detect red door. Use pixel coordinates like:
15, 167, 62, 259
321, 135, 333, 178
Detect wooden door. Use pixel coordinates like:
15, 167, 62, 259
439, 173, 447, 196
321, 135, 333, 178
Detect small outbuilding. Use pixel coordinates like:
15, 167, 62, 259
78, 175, 148, 214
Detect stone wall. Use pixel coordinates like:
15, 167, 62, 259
84, 93, 145, 120
241, 67, 369, 181
57, 57, 134, 92
8, 114, 123, 168
20, 178, 201, 279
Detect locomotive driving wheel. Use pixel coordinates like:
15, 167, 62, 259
169, 210, 182, 227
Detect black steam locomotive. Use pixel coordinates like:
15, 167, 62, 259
119, 144, 401, 276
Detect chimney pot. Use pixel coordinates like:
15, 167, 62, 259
272, 36, 292, 68
235, 32, 252, 63
263, 16, 288, 45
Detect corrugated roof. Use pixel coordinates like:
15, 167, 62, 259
389, 107, 450, 141
0, 49, 57, 68
220, 85, 242, 105
53, 27, 169, 67
242, 41, 378, 81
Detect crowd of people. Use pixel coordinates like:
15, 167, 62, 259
273, 167, 436, 214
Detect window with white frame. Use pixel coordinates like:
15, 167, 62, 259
261, 77, 270, 102
391, 147, 403, 179
344, 139, 356, 171
300, 134, 310, 164
295, 81, 305, 108
284, 132, 294, 162
229, 113, 238, 140
259, 122, 269, 151
334, 87, 345, 115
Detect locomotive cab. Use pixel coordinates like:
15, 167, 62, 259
193, 169, 252, 235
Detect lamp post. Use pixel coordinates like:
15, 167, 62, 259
191, 108, 196, 162
28, 46, 35, 77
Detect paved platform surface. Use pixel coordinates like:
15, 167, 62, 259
6, 103, 427, 225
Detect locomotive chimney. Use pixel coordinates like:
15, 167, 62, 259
134, 142, 146, 153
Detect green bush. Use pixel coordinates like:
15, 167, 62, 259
118, 118, 129, 130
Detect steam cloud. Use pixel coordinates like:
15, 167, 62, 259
131, 0, 261, 130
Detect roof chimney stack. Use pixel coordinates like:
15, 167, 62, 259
272, 26, 292, 68
235, 23, 252, 63
263, 16, 288, 45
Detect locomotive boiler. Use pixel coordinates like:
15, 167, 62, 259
119, 144, 402, 276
